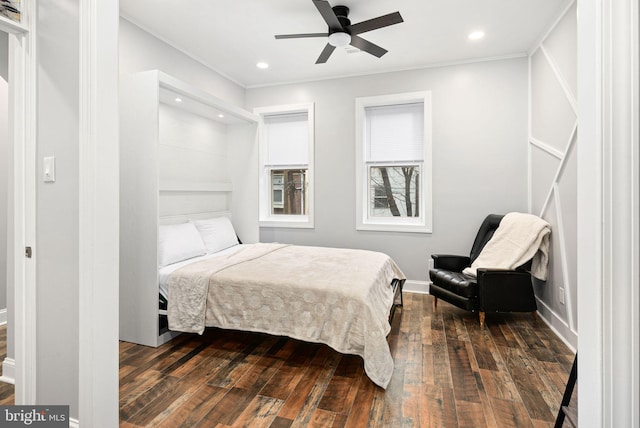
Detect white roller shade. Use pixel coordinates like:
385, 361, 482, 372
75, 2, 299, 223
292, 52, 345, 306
264, 112, 309, 166
365, 102, 424, 162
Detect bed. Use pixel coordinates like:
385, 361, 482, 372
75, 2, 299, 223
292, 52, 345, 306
158, 217, 406, 389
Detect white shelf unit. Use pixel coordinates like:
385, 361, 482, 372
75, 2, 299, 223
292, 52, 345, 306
119, 70, 258, 347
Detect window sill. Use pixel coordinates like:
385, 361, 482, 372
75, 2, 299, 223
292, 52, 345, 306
356, 222, 432, 234
259, 218, 314, 229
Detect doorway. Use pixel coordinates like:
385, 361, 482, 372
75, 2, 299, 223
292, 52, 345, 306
0, 30, 10, 397
0, 3, 36, 405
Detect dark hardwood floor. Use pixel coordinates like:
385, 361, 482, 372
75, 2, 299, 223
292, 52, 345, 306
120, 293, 574, 427
0, 293, 574, 426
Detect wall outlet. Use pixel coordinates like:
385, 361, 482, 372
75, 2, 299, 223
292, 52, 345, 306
559, 287, 565, 304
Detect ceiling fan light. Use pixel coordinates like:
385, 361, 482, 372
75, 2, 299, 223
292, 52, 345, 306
328, 32, 351, 48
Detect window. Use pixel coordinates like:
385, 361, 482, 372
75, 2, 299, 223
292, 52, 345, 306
256, 103, 314, 228
356, 92, 432, 233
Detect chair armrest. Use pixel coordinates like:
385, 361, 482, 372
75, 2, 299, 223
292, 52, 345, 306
431, 254, 471, 272
476, 269, 536, 312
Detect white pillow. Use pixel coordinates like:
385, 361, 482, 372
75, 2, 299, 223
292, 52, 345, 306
158, 222, 206, 267
191, 217, 238, 254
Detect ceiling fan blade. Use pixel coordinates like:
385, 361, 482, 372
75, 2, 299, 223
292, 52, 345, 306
349, 35, 388, 58
312, 0, 342, 30
316, 43, 336, 64
346, 12, 404, 35
275, 33, 328, 39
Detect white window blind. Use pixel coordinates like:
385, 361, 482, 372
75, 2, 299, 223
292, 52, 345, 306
365, 102, 424, 162
264, 112, 309, 166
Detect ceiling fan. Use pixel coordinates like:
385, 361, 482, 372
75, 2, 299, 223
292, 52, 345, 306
275, 0, 404, 64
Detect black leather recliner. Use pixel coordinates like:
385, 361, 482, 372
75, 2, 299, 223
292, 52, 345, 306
429, 214, 538, 326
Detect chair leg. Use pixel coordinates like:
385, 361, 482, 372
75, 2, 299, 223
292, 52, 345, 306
479, 311, 486, 327
433, 296, 438, 309
532, 311, 538, 323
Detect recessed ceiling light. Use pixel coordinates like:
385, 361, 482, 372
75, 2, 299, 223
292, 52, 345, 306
256, 62, 269, 69
468, 31, 485, 41
175, 97, 182, 103
218, 114, 225, 119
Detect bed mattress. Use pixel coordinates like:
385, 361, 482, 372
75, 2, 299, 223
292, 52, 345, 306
166, 243, 405, 388
158, 245, 243, 300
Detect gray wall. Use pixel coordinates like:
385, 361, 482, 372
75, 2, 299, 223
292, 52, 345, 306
529, 3, 577, 348
36, 0, 80, 415
246, 58, 529, 282
119, 18, 244, 107
119, 20, 528, 287
0, 31, 8, 313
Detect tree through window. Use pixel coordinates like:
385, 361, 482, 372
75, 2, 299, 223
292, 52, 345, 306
369, 166, 420, 217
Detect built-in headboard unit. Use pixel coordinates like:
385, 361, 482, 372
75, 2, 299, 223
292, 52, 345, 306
159, 210, 232, 225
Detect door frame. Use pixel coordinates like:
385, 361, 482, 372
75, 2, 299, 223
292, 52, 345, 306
77, 0, 120, 425
3, 2, 120, 423
577, 0, 640, 425
0, 1, 37, 405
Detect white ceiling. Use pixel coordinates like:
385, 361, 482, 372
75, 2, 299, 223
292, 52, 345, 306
120, 0, 570, 88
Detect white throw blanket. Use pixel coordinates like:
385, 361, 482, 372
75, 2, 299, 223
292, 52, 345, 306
463, 212, 551, 280
168, 243, 405, 389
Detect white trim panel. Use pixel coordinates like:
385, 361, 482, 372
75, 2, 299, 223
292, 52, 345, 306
0, 358, 15, 385
538, 123, 577, 217
552, 184, 575, 331
539, 44, 577, 113
529, 137, 565, 160
528, 0, 578, 360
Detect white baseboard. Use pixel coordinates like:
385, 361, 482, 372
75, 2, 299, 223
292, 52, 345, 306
535, 297, 577, 352
0, 308, 7, 326
0, 357, 15, 385
402, 280, 430, 294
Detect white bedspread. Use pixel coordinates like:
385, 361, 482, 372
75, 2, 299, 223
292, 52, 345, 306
158, 245, 243, 300
167, 243, 405, 388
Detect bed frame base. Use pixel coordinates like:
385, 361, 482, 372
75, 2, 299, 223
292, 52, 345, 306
389, 278, 405, 323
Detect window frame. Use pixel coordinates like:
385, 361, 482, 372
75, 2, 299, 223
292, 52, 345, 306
355, 91, 432, 233
255, 103, 315, 228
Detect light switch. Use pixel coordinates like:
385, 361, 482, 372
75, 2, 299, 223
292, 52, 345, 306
44, 156, 56, 183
